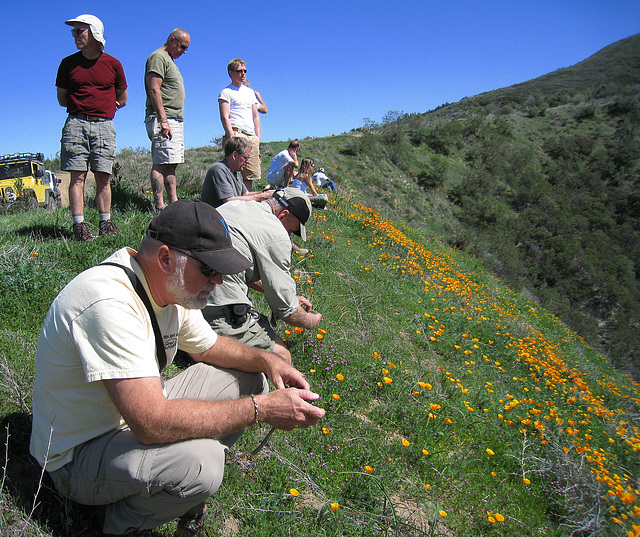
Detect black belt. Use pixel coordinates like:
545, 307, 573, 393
70, 113, 110, 122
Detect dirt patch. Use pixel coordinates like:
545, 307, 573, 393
390, 493, 454, 536
220, 515, 240, 536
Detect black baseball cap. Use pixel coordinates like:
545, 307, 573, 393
146, 199, 252, 274
273, 187, 312, 240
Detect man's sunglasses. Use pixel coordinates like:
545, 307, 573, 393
173, 36, 189, 51
171, 248, 218, 278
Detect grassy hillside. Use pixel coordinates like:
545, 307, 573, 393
0, 194, 639, 537
354, 34, 640, 378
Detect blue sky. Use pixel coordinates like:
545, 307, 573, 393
3, 0, 638, 160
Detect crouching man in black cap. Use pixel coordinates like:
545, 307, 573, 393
202, 188, 322, 365
30, 200, 325, 536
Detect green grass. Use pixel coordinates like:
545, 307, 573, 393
2, 192, 638, 536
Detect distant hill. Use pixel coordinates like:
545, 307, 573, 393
458, 33, 640, 110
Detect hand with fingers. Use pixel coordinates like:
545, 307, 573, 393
256, 388, 325, 430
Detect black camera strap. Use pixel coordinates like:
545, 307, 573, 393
99, 262, 167, 372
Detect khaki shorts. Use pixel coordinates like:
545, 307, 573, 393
267, 164, 287, 187
145, 116, 184, 165
203, 306, 275, 352
60, 115, 116, 174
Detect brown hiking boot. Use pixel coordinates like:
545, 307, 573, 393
73, 222, 97, 242
99, 219, 119, 236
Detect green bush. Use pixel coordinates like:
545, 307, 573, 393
415, 155, 448, 188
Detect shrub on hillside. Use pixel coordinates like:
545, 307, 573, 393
415, 155, 448, 189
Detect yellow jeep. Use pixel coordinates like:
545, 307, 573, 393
0, 152, 61, 208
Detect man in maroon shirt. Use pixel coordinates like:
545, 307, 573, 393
57, 15, 128, 241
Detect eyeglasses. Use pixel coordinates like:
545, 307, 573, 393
234, 69, 247, 74
173, 36, 189, 51
71, 27, 89, 36
236, 151, 250, 161
171, 248, 218, 278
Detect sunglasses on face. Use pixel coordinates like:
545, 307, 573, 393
173, 36, 189, 51
172, 248, 218, 278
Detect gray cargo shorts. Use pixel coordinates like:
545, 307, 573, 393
60, 114, 116, 173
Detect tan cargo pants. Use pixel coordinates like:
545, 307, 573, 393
49, 363, 268, 535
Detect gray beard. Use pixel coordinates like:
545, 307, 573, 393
167, 256, 214, 310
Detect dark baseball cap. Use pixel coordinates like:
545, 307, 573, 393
146, 199, 252, 274
273, 187, 312, 240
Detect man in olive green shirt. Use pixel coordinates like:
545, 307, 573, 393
145, 28, 190, 211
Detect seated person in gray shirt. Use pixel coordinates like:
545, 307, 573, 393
201, 137, 271, 208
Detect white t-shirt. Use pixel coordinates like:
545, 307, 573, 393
312, 171, 329, 186
267, 149, 294, 177
218, 83, 258, 135
30, 247, 217, 471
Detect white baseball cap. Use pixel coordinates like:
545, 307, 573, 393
65, 14, 106, 48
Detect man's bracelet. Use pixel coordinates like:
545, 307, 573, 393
250, 394, 260, 426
